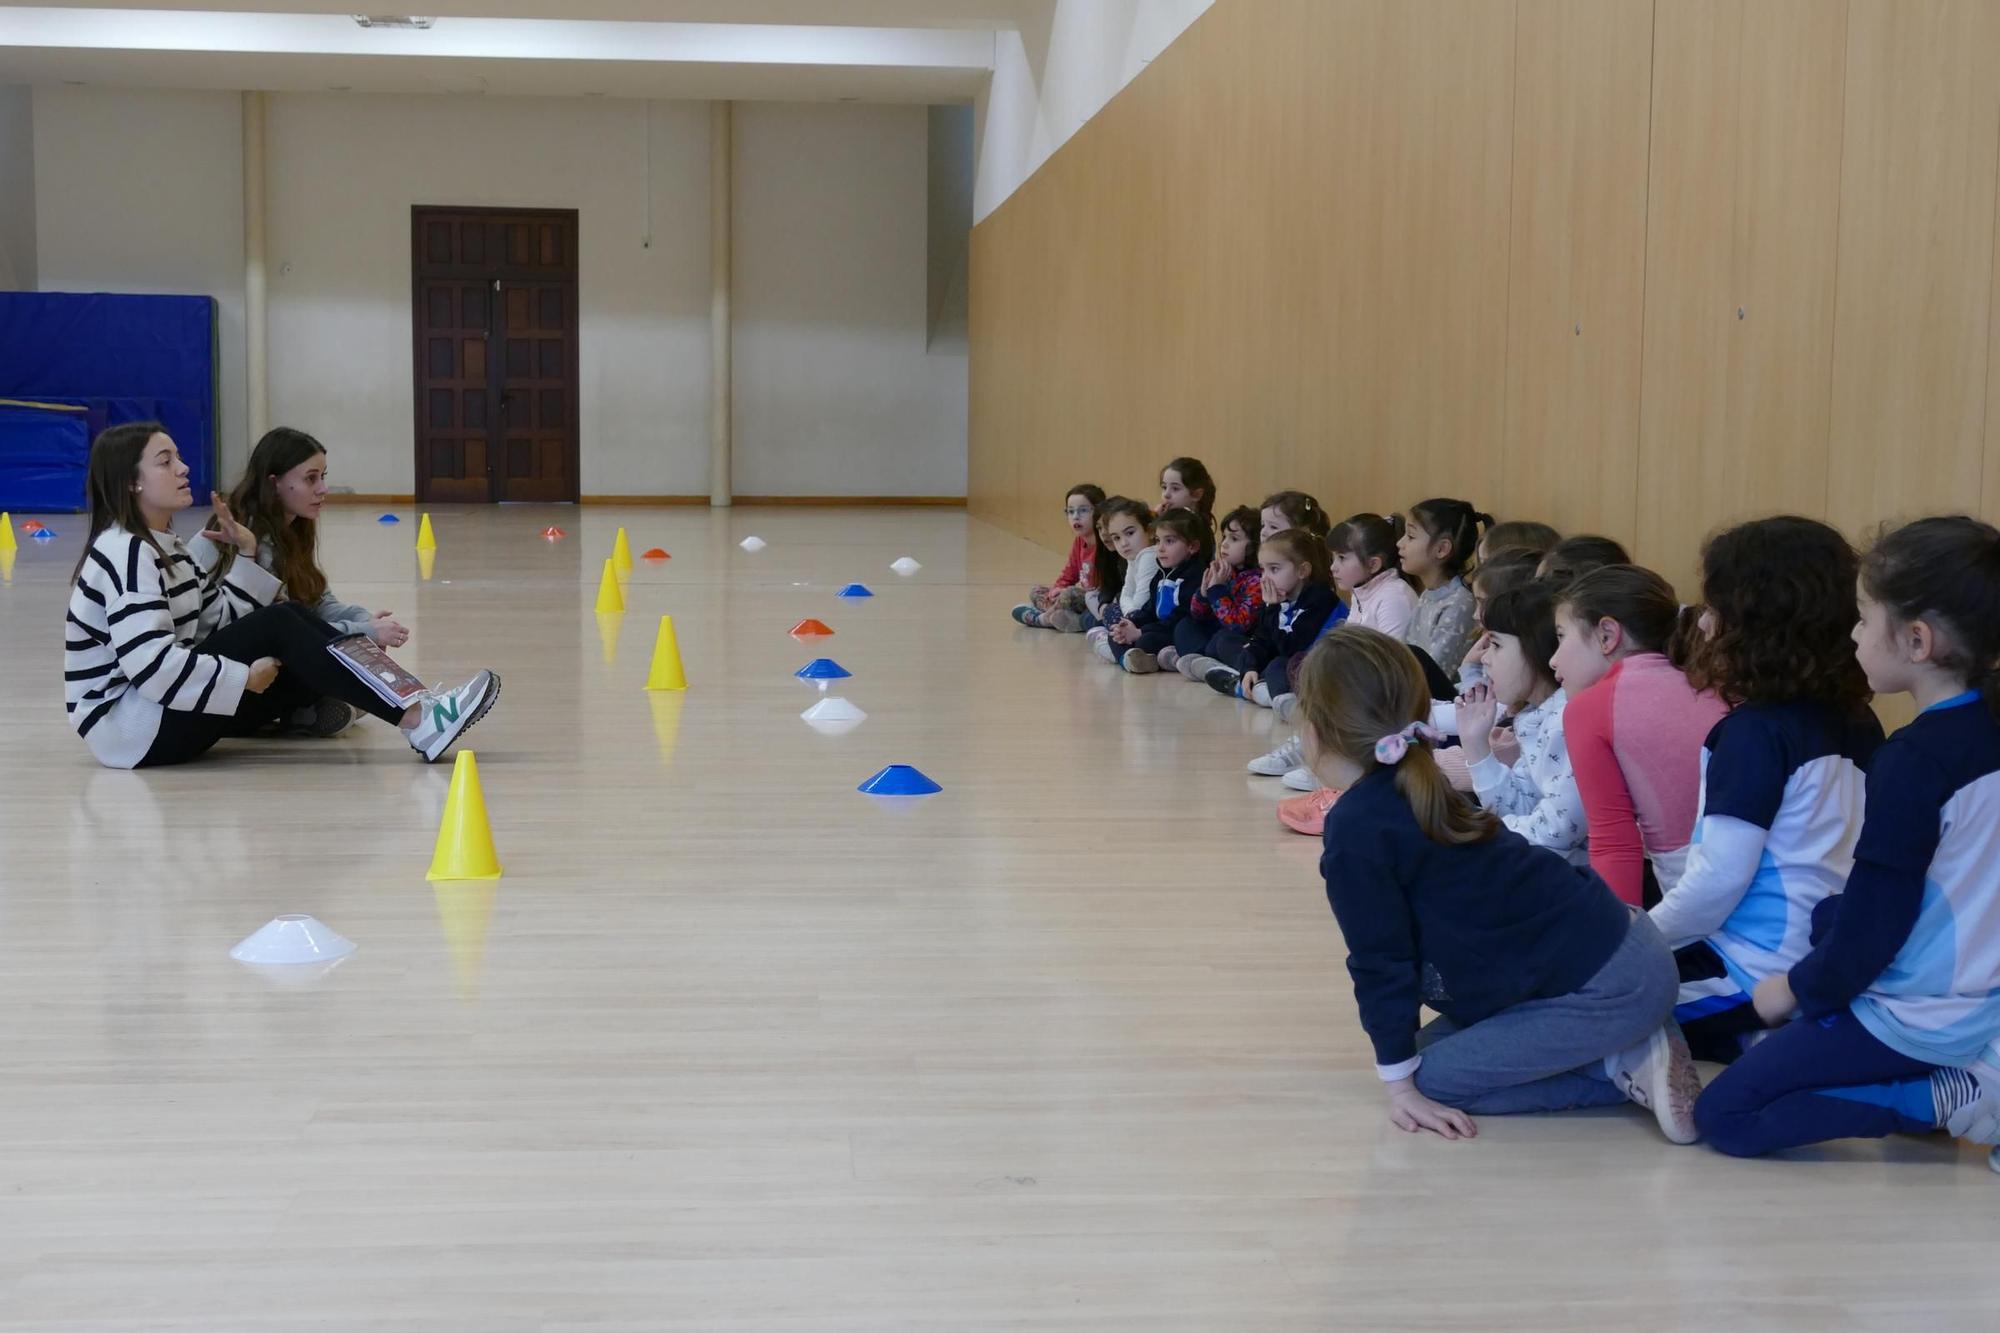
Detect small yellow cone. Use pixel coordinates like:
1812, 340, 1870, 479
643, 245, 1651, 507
596, 610, 622, 663
611, 526, 634, 576
593, 558, 625, 613
427, 750, 502, 881
644, 614, 687, 690
433, 880, 497, 998
0, 513, 15, 554
416, 513, 438, 551
417, 546, 437, 581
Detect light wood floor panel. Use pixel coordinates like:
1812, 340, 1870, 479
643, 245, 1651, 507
2, 507, 1998, 1330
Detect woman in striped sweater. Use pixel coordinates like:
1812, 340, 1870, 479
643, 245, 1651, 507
63, 423, 499, 769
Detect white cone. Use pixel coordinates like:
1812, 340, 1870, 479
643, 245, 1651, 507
890, 556, 921, 574
739, 535, 767, 552
230, 915, 357, 965
801, 696, 866, 723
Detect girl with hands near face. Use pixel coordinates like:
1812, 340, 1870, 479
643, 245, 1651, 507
1084, 498, 1162, 668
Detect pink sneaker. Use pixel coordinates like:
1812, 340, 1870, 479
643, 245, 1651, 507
1277, 787, 1340, 836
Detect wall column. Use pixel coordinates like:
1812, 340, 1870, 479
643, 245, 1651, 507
708, 100, 732, 507
242, 90, 268, 447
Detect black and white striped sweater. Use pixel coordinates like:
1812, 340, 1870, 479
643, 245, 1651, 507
64, 525, 282, 768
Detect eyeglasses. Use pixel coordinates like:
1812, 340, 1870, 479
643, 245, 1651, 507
1063, 506, 1094, 518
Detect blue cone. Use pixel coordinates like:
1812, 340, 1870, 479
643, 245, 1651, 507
377, 513, 400, 524
836, 583, 874, 598
30, 528, 55, 541
858, 764, 941, 796
795, 658, 852, 681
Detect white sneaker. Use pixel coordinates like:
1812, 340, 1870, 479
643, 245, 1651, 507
1283, 766, 1317, 792
1606, 1021, 1702, 1144
1087, 628, 1116, 664
1248, 733, 1304, 776
406, 670, 501, 763
1272, 693, 1299, 724
1249, 680, 1273, 708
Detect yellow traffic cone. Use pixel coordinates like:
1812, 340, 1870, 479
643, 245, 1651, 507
594, 558, 625, 613
416, 513, 438, 551
417, 547, 437, 581
427, 750, 502, 881
0, 513, 15, 554
644, 614, 687, 690
611, 526, 634, 577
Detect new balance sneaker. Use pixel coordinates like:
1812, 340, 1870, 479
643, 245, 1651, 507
1204, 665, 1242, 697
406, 670, 501, 763
1282, 765, 1318, 792
1606, 1021, 1702, 1144
1122, 649, 1160, 674
1248, 733, 1304, 776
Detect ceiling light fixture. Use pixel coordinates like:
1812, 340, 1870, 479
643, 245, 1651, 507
352, 15, 435, 29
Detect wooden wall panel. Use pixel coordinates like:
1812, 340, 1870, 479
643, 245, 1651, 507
1825, 0, 2000, 534
1636, 0, 1848, 595
969, 0, 2000, 563
1499, 0, 1654, 542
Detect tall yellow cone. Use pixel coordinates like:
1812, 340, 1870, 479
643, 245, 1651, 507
416, 512, 438, 551
427, 750, 502, 881
644, 614, 687, 690
0, 513, 15, 554
611, 526, 634, 576
593, 558, 625, 613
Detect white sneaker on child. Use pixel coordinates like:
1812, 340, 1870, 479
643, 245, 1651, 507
1282, 766, 1317, 792
1272, 692, 1299, 724
1249, 680, 1273, 708
405, 670, 502, 763
1248, 733, 1304, 776
1605, 1021, 1702, 1144
1087, 628, 1117, 664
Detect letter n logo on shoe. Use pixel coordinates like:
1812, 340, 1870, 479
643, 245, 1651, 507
432, 697, 460, 728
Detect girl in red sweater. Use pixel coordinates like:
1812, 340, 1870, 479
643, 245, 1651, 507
1013, 482, 1104, 632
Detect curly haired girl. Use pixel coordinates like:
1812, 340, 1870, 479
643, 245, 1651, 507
1651, 516, 1883, 1064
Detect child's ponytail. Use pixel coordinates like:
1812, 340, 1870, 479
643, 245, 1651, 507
1408, 498, 1492, 578
1296, 626, 1501, 845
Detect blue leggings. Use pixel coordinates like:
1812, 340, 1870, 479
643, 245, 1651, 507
1693, 1009, 1941, 1157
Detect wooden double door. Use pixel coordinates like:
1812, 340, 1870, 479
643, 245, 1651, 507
412, 206, 579, 503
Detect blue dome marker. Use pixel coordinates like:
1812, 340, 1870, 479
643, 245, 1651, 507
836, 583, 873, 598
377, 513, 400, 524
795, 658, 852, 681
858, 764, 941, 796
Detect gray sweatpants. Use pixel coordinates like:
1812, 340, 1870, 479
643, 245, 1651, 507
1413, 911, 1677, 1115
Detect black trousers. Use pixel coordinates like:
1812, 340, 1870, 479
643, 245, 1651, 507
139, 603, 406, 767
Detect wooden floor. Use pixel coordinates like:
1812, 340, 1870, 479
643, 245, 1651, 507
2, 505, 1997, 1331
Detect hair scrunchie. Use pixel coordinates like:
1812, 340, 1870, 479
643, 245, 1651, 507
1374, 721, 1443, 766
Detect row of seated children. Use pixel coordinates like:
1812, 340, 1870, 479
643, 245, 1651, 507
1009, 464, 2000, 1166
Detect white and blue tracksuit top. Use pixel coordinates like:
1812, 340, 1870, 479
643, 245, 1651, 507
1649, 699, 1883, 991
1789, 691, 2000, 1066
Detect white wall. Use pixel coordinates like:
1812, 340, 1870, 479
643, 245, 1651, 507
24, 87, 964, 497
0, 85, 34, 290
973, 0, 1213, 222
264, 93, 713, 496
732, 102, 966, 496
32, 86, 248, 473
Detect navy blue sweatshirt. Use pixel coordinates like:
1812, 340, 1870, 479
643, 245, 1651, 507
1791, 692, 2000, 1056
1134, 555, 1206, 652
1322, 767, 1633, 1074
1238, 582, 1339, 673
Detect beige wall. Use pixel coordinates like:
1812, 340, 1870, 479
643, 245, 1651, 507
969, 0, 2000, 597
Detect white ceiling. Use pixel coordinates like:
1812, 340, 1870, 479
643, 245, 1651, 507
0, 3, 1026, 101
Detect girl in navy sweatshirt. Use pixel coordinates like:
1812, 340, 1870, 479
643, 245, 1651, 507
1202, 528, 1339, 707
1165, 504, 1262, 676
1696, 517, 2000, 1161
1301, 625, 1700, 1142
1120, 507, 1213, 675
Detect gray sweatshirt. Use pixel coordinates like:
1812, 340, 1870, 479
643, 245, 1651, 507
191, 534, 377, 639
